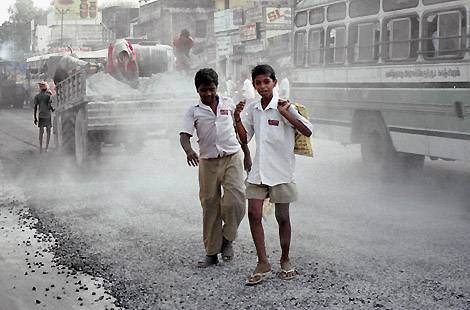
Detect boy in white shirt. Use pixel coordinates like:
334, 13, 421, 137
234, 64, 313, 285
180, 68, 251, 268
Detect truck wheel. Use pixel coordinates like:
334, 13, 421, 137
75, 108, 87, 166
360, 114, 396, 171
60, 114, 75, 155
88, 134, 102, 156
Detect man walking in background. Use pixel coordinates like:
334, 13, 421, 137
33, 81, 54, 153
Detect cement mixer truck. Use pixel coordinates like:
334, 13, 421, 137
53, 39, 183, 166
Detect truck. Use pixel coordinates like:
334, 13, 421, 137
54, 69, 194, 166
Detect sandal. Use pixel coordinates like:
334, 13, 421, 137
278, 268, 297, 280
245, 271, 272, 286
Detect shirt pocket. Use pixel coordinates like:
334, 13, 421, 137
215, 114, 236, 142
265, 117, 285, 144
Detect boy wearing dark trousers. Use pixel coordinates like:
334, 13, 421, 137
234, 64, 313, 285
33, 81, 54, 153
180, 68, 251, 267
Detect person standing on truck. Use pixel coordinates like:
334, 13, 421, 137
180, 68, 251, 268
33, 81, 54, 153
107, 39, 139, 88
173, 29, 194, 72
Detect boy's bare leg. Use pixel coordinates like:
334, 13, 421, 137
45, 127, 51, 151
39, 127, 44, 153
248, 199, 271, 272
275, 203, 291, 267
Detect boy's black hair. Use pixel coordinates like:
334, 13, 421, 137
195, 68, 218, 89
251, 64, 277, 81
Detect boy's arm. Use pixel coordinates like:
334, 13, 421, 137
180, 133, 199, 167
240, 143, 252, 172
278, 100, 313, 137
234, 101, 247, 144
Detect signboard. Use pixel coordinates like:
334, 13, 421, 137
266, 29, 291, 39
54, 0, 98, 20
266, 7, 292, 24
216, 36, 232, 58
245, 5, 263, 24
214, 9, 238, 33
244, 41, 265, 54
240, 23, 258, 42
233, 7, 244, 26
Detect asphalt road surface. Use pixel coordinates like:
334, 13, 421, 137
0, 108, 469, 309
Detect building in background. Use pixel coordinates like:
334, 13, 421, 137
135, 0, 215, 66
47, 0, 104, 51
31, 12, 51, 54
213, 0, 294, 82
101, 4, 139, 42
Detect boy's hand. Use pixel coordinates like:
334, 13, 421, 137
186, 150, 199, 167
234, 100, 246, 121
34, 118, 37, 125
244, 154, 252, 172
277, 99, 291, 116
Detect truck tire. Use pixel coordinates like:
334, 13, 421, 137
75, 108, 87, 166
59, 113, 75, 155
360, 113, 397, 172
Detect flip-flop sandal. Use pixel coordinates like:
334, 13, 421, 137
278, 268, 297, 280
245, 271, 272, 286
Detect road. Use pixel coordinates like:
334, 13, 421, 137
0, 108, 469, 309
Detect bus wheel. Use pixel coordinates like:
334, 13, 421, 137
398, 153, 425, 174
75, 108, 88, 166
360, 114, 396, 171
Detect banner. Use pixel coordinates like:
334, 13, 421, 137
265, 7, 292, 24
54, 0, 98, 20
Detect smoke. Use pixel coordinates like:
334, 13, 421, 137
99, 0, 139, 9
0, 41, 15, 61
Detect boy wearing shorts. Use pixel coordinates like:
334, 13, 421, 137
234, 64, 313, 285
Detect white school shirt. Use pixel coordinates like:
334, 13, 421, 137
181, 96, 241, 159
241, 93, 313, 186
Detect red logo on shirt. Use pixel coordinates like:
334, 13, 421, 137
268, 119, 279, 126
220, 109, 229, 115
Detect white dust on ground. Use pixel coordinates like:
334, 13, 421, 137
0, 161, 120, 310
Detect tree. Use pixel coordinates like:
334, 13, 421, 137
0, 0, 44, 59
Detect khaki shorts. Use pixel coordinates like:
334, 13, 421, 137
245, 182, 297, 203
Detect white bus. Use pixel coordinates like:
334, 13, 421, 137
291, 0, 470, 170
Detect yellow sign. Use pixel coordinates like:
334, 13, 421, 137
54, 0, 98, 20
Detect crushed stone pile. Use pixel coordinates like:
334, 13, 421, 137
86, 71, 196, 100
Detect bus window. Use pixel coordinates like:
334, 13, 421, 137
383, 15, 419, 61
294, 31, 307, 67
423, 0, 458, 4
349, 22, 379, 62
327, 26, 346, 64
308, 28, 324, 65
383, 0, 418, 12
295, 11, 308, 27
309, 8, 324, 25
349, 0, 380, 18
423, 10, 466, 58
327, 3, 346, 22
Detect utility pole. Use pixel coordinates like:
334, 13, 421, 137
55, 8, 70, 48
